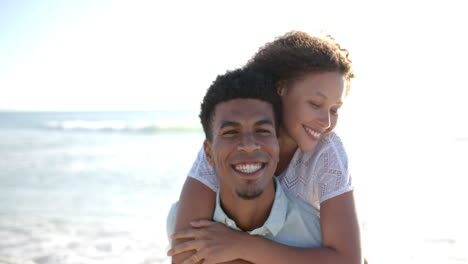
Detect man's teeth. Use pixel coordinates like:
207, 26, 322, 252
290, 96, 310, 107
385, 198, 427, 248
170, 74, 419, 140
305, 127, 321, 138
235, 163, 262, 173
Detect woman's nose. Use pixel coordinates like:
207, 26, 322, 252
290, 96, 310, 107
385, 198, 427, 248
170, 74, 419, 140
317, 110, 331, 129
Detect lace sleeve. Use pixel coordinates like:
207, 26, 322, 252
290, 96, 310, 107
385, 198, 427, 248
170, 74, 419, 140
187, 146, 220, 192
315, 133, 354, 203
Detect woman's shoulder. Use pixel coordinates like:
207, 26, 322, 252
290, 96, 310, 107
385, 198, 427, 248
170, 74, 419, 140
292, 132, 352, 201
187, 146, 219, 192
317, 132, 346, 153
321, 131, 343, 143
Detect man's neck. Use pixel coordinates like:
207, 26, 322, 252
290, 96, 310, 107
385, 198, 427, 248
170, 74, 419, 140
219, 180, 276, 231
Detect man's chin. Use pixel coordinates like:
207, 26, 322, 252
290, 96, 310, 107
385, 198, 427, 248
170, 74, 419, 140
236, 189, 263, 200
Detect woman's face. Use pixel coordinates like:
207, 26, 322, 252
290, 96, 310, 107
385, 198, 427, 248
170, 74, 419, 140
279, 71, 346, 152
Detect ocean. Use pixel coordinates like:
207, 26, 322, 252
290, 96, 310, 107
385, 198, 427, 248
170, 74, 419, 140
0, 111, 467, 263
0, 111, 204, 263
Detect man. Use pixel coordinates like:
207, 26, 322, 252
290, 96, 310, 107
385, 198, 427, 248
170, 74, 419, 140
167, 68, 322, 263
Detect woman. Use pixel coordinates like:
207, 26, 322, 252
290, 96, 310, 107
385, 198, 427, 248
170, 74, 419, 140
169, 31, 362, 264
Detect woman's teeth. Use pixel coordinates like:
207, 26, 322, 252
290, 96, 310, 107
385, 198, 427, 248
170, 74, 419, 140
234, 163, 262, 173
305, 127, 321, 138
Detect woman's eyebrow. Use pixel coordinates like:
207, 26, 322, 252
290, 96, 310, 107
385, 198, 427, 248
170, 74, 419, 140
315, 91, 343, 105
315, 91, 328, 99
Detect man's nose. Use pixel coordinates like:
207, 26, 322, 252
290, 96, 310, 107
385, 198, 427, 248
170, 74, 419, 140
237, 133, 260, 152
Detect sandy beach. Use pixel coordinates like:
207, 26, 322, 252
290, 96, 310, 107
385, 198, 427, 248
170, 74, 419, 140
0, 215, 171, 264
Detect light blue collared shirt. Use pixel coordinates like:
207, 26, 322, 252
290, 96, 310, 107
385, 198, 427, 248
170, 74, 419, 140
213, 177, 322, 247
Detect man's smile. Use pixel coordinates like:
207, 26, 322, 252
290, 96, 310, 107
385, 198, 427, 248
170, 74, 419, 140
231, 161, 266, 177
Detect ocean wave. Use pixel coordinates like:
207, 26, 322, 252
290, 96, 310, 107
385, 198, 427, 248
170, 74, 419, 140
44, 120, 202, 132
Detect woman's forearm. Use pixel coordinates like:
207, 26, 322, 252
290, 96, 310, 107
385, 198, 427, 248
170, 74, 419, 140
174, 177, 216, 231
242, 192, 362, 264
243, 235, 358, 264
172, 177, 216, 264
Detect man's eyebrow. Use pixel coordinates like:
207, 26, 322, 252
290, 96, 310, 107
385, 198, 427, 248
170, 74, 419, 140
255, 119, 274, 126
219, 121, 240, 129
219, 119, 273, 129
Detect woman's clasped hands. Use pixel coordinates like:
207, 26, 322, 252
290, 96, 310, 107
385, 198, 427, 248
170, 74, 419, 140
168, 219, 253, 264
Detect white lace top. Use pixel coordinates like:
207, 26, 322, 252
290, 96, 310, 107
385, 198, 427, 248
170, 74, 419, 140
188, 132, 353, 210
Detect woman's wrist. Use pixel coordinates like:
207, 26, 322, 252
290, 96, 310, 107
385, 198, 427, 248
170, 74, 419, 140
237, 233, 268, 262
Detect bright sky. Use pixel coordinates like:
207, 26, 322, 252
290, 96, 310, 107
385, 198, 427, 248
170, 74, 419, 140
1, 0, 465, 113
1, 0, 467, 139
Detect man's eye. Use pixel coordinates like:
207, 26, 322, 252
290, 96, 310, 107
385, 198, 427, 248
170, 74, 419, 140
222, 130, 238, 135
330, 108, 340, 116
257, 129, 271, 134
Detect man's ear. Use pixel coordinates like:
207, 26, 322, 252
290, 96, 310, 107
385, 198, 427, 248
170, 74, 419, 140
276, 80, 287, 96
203, 140, 215, 166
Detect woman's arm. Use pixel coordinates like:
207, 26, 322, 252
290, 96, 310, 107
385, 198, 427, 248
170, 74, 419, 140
170, 191, 362, 264
242, 191, 362, 264
171, 177, 216, 264
320, 191, 362, 263
171, 180, 255, 264
170, 219, 254, 264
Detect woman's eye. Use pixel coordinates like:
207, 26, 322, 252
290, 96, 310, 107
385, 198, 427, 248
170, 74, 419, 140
330, 108, 340, 116
308, 101, 320, 108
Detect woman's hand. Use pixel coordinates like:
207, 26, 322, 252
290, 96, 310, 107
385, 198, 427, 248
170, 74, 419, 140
168, 219, 251, 264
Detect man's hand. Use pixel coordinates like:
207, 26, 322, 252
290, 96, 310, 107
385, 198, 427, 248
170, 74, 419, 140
168, 220, 250, 264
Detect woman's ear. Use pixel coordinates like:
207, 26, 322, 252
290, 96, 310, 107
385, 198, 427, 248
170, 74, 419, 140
203, 140, 215, 166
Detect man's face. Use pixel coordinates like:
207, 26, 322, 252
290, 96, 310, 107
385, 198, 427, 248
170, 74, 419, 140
204, 98, 279, 200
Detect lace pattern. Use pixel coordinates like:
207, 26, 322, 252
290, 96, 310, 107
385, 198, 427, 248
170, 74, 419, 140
188, 149, 219, 191
187, 132, 353, 209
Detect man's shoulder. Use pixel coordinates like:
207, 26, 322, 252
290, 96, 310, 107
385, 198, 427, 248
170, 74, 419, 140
276, 181, 320, 227
283, 189, 320, 218
272, 185, 322, 247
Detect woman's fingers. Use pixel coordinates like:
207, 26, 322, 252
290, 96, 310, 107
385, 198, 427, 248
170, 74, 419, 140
167, 239, 201, 256
169, 222, 244, 263
181, 249, 208, 264
171, 227, 202, 240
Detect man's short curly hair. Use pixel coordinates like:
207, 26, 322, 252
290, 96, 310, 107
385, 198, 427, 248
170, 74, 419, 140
245, 31, 354, 95
200, 68, 282, 141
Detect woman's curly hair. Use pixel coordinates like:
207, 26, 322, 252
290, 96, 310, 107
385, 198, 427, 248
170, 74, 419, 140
245, 31, 354, 95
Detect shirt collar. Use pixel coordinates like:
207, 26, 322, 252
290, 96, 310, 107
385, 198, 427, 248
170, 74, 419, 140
213, 177, 288, 236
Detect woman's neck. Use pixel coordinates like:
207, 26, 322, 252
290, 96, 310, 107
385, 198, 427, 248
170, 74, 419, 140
276, 128, 298, 176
